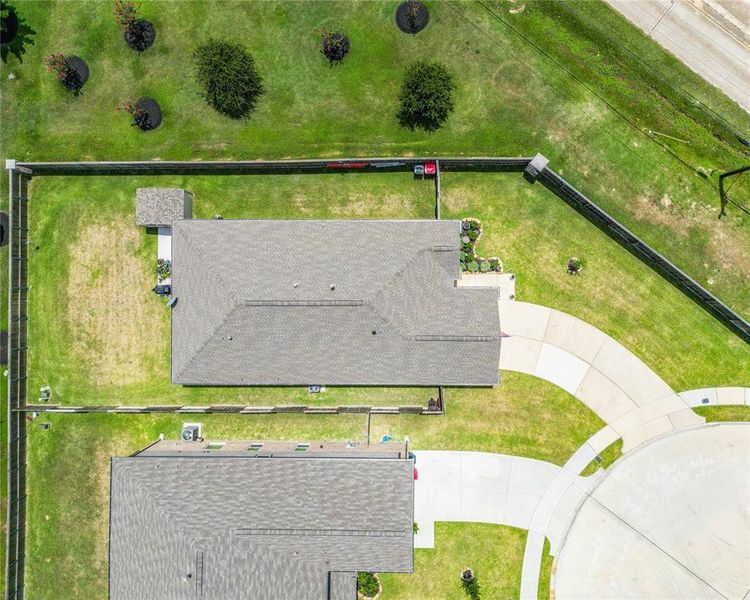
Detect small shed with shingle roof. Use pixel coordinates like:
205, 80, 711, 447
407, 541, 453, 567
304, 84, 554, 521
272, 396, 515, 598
135, 188, 193, 228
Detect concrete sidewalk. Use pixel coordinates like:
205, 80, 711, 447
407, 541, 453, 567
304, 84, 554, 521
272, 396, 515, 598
605, 0, 750, 112
498, 301, 702, 451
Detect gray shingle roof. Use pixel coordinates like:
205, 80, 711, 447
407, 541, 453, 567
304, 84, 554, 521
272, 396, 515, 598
135, 188, 193, 227
108, 453, 414, 600
171, 220, 501, 385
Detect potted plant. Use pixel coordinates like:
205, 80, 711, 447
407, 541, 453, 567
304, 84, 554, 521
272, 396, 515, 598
44, 53, 88, 94
396, 0, 429, 34
118, 97, 162, 130
320, 29, 350, 65
114, 0, 155, 52
0, 1, 19, 45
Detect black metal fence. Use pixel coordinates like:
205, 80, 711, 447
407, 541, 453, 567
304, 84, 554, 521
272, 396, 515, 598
5, 155, 750, 600
538, 167, 750, 343
6, 167, 29, 600
14, 403, 436, 416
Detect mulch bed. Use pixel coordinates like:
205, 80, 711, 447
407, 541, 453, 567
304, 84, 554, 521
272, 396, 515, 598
63, 55, 89, 92
0, 6, 19, 45
396, 1, 429, 34
135, 96, 161, 130
124, 18, 156, 52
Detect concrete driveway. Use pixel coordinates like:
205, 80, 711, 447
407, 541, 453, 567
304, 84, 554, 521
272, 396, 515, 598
412, 451, 561, 548
555, 423, 750, 599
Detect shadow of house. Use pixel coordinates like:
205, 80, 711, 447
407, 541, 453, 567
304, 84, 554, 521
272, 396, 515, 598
1, 2, 36, 64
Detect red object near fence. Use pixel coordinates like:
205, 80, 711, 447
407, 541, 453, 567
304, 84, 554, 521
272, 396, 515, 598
424, 162, 436, 176
326, 161, 369, 169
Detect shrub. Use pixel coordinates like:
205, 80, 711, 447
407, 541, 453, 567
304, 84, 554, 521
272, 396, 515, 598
467, 230, 478, 241
193, 39, 264, 119
413, 522, 419, 534
479, 260, 490, 273
156, 258, 171, 280
44, 53, 83, 92
398, 61, 455, 131
467, 261, 479, 273
357, 572, 380, 598
117, 99, 149, 129
567, 256, 586, 275
461, 569, 480, 600
113, 0, 136, 28
321, 29, 350, 65
469, 220, 480, 231
462, 243, 473, 254
489, 258, 500, 271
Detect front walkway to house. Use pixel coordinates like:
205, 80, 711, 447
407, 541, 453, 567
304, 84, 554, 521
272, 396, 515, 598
498, 301, 704, 452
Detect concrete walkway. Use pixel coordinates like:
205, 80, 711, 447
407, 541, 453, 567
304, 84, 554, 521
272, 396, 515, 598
499, 301, 703, 451
555, 423, 750, 599
605, 0, 750, 113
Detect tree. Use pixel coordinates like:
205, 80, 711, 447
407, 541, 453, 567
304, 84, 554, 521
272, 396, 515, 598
193, 39, 264, 119
398, 61, 455, 131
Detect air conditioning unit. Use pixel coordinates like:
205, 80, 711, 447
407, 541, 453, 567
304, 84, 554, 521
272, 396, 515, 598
181, 423, 202, 442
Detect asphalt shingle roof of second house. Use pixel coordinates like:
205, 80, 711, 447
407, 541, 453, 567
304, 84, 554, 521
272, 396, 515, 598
108, 442, 414, 600
171, 220, 501, 386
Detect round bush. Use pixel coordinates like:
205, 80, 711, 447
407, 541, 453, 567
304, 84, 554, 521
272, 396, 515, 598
398, 61, 455, 131
193, 39, 264, 119
357, 572, 380, 598
124, 18, 156, 52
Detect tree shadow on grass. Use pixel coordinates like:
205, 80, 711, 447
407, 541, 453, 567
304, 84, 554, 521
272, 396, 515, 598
1, 2, 36, 64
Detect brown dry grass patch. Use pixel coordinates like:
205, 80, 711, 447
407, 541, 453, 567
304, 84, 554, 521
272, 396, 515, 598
66, 219, 166, 387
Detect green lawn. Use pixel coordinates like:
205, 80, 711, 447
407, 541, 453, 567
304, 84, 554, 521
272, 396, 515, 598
3, 0, 750, 598
580, 439, 623, 477
538, 538, 553, 600
694, 405, 750, 422
380, 522, 527, 600
25, 371, 601, 599
1, 0, 748, 318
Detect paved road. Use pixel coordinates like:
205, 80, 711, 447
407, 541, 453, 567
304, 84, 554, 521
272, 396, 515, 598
555, 423, 750, 599
605, 0, 750, 112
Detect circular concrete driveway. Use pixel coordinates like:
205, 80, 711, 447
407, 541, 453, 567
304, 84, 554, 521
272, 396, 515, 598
555, 423, 750, 599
